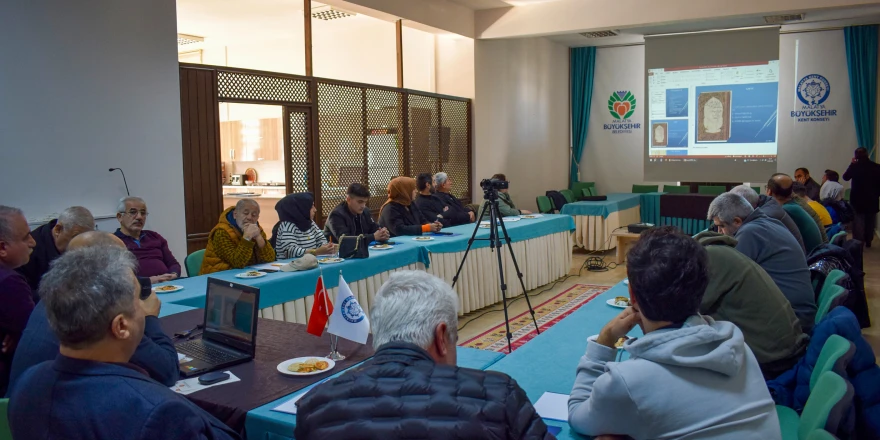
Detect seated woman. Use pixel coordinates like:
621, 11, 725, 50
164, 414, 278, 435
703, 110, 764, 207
480, 173, 533, 219
378, 177, 443, 237
273, 193, 337, 259
200, 199, 275, 275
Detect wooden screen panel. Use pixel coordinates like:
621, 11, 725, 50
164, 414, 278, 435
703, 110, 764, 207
180, 66, 222, 254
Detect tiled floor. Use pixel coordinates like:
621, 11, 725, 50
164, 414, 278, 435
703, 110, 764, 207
458, 240, 880, 359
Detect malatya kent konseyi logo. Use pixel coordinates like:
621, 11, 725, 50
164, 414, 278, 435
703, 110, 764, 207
604, 91, 640, 134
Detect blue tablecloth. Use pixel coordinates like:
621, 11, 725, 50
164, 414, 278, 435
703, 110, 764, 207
158, 303, 197, 318
410, 214, 575, 254
638, 193, 713, 235
244, 347, 506, 440
639, 192, 664, 224
560, 193, 641, 218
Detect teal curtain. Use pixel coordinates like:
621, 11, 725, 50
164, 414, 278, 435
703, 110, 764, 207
570, 47, 597, 186
844, 25, 878, 159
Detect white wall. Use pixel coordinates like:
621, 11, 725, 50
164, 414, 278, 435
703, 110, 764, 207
436, 36, 475, 99
474, 37, 570, 210
403, 26, 436, 92
0, 0, 187, 263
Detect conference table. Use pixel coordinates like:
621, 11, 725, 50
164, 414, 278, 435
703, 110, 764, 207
639, 192, 715, 235
560, 193, 642, 250
155, 214, 574, 323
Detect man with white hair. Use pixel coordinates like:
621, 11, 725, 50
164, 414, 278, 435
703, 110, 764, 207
295, 271, 552, 440
707, 193, 816, 332
729, 185, 805, 254
16, 206, 94, 294
0, 206, 37, 396
200, 199, 275, 275
433, 172, 475, 226
114, 197, 181, 282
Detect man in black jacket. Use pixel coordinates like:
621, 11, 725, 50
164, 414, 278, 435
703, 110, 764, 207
295, 270, 552, 440
16, 206, 94, 297
324, 183, 390, 243
794, 167, 821, 201
413, 173, 452, 227
433, 172, 474, 226
843, 147, 880, 247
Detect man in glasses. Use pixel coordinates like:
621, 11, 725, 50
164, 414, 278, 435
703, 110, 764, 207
114, 197, 181, 283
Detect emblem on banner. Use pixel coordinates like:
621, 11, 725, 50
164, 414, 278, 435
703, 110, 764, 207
797, 74, 830, 106
341, 296, 365, 323
608, 91, 637, 119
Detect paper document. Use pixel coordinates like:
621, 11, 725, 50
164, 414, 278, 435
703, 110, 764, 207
176, 353, 193, 364
272, 392, 307, 415
170, 371, 240, 395
534, 392, 569, 422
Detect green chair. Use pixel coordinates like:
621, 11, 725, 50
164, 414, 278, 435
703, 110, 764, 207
571, 181, 595, 197
810, 335, 855, 391
830, 231, 847, 247
776, 372, 853, 440
818, 269, 847, 299
807, 429, 839, 440
698, 185, 725, 195
184, 249, 206, 277
815, 284, 847, 325
844, 188, 851, 201
560, 189, 575, 204
536, 196, 554, 214
663, 185, 690, 194
632, 184, 659, 194
0, 398, 10, 440
581, 187, 598, 197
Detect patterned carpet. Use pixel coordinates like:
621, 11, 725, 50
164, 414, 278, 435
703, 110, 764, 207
459, 284, 609, 353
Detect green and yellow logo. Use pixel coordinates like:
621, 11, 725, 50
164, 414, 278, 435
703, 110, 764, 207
608, 91, 636, 119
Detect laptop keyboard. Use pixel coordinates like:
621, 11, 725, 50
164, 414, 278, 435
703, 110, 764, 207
177, 340, 241, 364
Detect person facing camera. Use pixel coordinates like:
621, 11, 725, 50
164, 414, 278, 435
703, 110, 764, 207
324, 183, 390, 243
378, 177, 442, 237
272, 192, 337, 259
479, 174, 532, 218
200, 199, 275, 275
568, 226, 780, 440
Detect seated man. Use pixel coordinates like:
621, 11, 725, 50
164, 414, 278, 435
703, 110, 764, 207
114, 197, 181, 283
695, 231, 809, 379
707, 193, 817, 332
295, 270, 551, 440
16, 206, 94, 295
479, 174, 532, 218
820, 169, 845, 202
200, 199, 275, 275
8, 231, 179, 390
793, 183, 832, 227
433, 172, 474, 226
7, 246, 239, 440
413, 172, 451, 227
730, 184, 806, 253
0, 206, 37, 396
568, 227, 780, 439
768, 173, 825, 252
795, 167, 821, 201
324, 183, 389, 243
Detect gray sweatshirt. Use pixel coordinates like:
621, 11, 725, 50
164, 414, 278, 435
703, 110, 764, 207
568, 315, 781, 439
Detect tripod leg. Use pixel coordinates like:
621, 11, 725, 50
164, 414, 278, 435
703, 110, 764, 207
488, 203, 513, 353
451, 201, 490, 289
496, 208, 540, 335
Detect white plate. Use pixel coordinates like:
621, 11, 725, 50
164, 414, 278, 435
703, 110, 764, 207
413, 236, 434, 241
318, 257, 344, 264
606, 298, 631, 309
277, 357, 336, 376
235, 271, 267, 279
587, 334, 627, 351
370, 245, 394, 250
153, 285, 183, 293
520, 214, 544, 219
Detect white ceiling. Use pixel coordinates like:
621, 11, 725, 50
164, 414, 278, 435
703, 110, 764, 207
448, 0, 565, 9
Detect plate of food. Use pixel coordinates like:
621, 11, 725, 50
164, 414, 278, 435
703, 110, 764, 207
277, 357, 336, 376
370, 244, 393, 250
606, 296, 631, 308
235, 270, 267, 279
153, 285, 183, 293
413, 236, 434, 241
587, 334, 629, 350
318, 257, 344, 264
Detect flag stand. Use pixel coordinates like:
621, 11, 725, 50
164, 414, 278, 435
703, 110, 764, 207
327, 335, 346, 361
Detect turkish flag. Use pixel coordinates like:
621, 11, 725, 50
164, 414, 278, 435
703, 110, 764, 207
307, 276, 334, 337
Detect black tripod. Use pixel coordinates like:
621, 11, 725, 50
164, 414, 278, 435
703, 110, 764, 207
452, 186, 539, 353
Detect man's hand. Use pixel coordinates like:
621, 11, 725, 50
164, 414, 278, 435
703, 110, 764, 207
243, 224, 261, 241
375, 228, 390, 242
520, 209, 533, 215
1, 334, 17, 354
853, 157, 859, 164
314, 242, 337, 256
155, 273, 177, 283
596, 307, 641, 349
430, 221, 443, 232
141, 292, 162, 317
468, 211, 475, 222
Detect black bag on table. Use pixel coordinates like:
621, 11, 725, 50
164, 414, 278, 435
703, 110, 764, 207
338, 234, 369, 259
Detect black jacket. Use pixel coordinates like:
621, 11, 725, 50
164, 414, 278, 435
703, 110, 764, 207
434, 191, 473, 226
414, 193, 453, 227
15, 220, 60, 298
378, 202, 429, 237
323, 201, 381, 242
294, 343, 553, 440
804, 178, 821, 202
843, 159, 880, 214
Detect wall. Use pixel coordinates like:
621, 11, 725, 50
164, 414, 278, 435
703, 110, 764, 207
474, 37, 570, 210
436, 35, 475, 99
0, 0, 187, 263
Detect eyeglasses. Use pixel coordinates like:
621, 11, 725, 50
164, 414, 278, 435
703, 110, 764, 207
124, 209, 149, 217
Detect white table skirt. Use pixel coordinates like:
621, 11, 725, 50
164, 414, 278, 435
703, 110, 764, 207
259, 230, 573, 324
571, 205, 641, 250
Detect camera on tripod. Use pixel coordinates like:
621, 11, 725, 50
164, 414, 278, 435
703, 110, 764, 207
480, 178, 508, 200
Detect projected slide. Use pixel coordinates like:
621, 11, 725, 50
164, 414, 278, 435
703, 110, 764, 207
647, 61, 779, 161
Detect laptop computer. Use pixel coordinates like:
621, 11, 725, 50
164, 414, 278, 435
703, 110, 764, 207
176, 277, 260, 378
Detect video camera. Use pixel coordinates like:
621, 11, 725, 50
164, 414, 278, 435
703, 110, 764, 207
480, 178, 509, 200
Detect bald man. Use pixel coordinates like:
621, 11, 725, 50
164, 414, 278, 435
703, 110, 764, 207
8, 237, 179, 390
767, 174, 824, 253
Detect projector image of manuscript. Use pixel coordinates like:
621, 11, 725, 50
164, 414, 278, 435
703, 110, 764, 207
651, 123, 668, 147
697, 91, 731, 142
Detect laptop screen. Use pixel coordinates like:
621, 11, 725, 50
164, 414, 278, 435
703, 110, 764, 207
203, 279, 259, 353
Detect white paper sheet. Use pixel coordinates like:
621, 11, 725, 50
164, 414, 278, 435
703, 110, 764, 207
534, 392, 570, 422
170, 371, 240, 395
249, 262, 287, 271
272, 392, 307, 415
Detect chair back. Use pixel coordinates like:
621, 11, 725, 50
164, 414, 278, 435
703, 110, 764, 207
806, 429, 839, 440
571, 181, 595, 197
632, 184, 659, 194
810, 335, 855, 391
752, 186, 762, 194
830, 231, 847, 247
536, 196, 554, 214
0, 398, 10, 440
184, 249, 206, 277
663, 185, 690, 194
799, 372, 854, 440
844, 188, 851, 201
560, 189, 575, 204
815, 284, 848, 325
581, 187, 598, 197
698, 185, 726, 195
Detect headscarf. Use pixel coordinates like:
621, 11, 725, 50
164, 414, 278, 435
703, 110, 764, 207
820, 181, 844, 202
382, 177, 417, 212
275, 192, 314, 232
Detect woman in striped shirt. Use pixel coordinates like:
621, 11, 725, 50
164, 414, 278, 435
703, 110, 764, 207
273, 193, 337, 259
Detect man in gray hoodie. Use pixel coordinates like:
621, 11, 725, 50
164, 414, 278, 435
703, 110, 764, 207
568, 227, 780, 439
729, 184, 806, 254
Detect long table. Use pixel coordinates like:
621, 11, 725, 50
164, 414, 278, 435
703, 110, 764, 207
560, 193, 642, 250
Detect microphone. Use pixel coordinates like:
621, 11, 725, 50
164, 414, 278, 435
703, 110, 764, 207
109, 168, 131, 196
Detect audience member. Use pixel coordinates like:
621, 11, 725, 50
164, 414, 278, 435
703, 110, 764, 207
16, 206, 94, 294
433, 172, 475, 226
273, 193, 336, 259
0, 206, 36, 396
794, 167, 821, 201
413, 172, 452, 227
843, 147, 880, 247
707, 193, 816, 332
792, 189, 830, 244
200, 199, 275, 275
378, 177, 442, 237
730, 184, 806, 253
7, 246, 239, 440
114, 197, 181, 283
820, 169, 845, 202
324, 183, 389, 243
767, 174, 825, 252
481, 174, 532, 218
793, 183, 832, 227
695, 231, 809, 379
567, 227, 780, 439
295, 270, 552, 440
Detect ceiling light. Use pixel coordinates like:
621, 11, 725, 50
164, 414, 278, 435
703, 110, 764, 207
177, 33, 204, 46
764, 14, 805, 24
580, 30, 619, 38
311, 4, 355, 20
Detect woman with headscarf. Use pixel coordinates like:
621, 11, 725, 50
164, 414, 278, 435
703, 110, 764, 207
273, 193, 337, 259
378, 177, 443, 237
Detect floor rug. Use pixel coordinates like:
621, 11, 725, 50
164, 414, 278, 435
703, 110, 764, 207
459, 284, 609, 353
